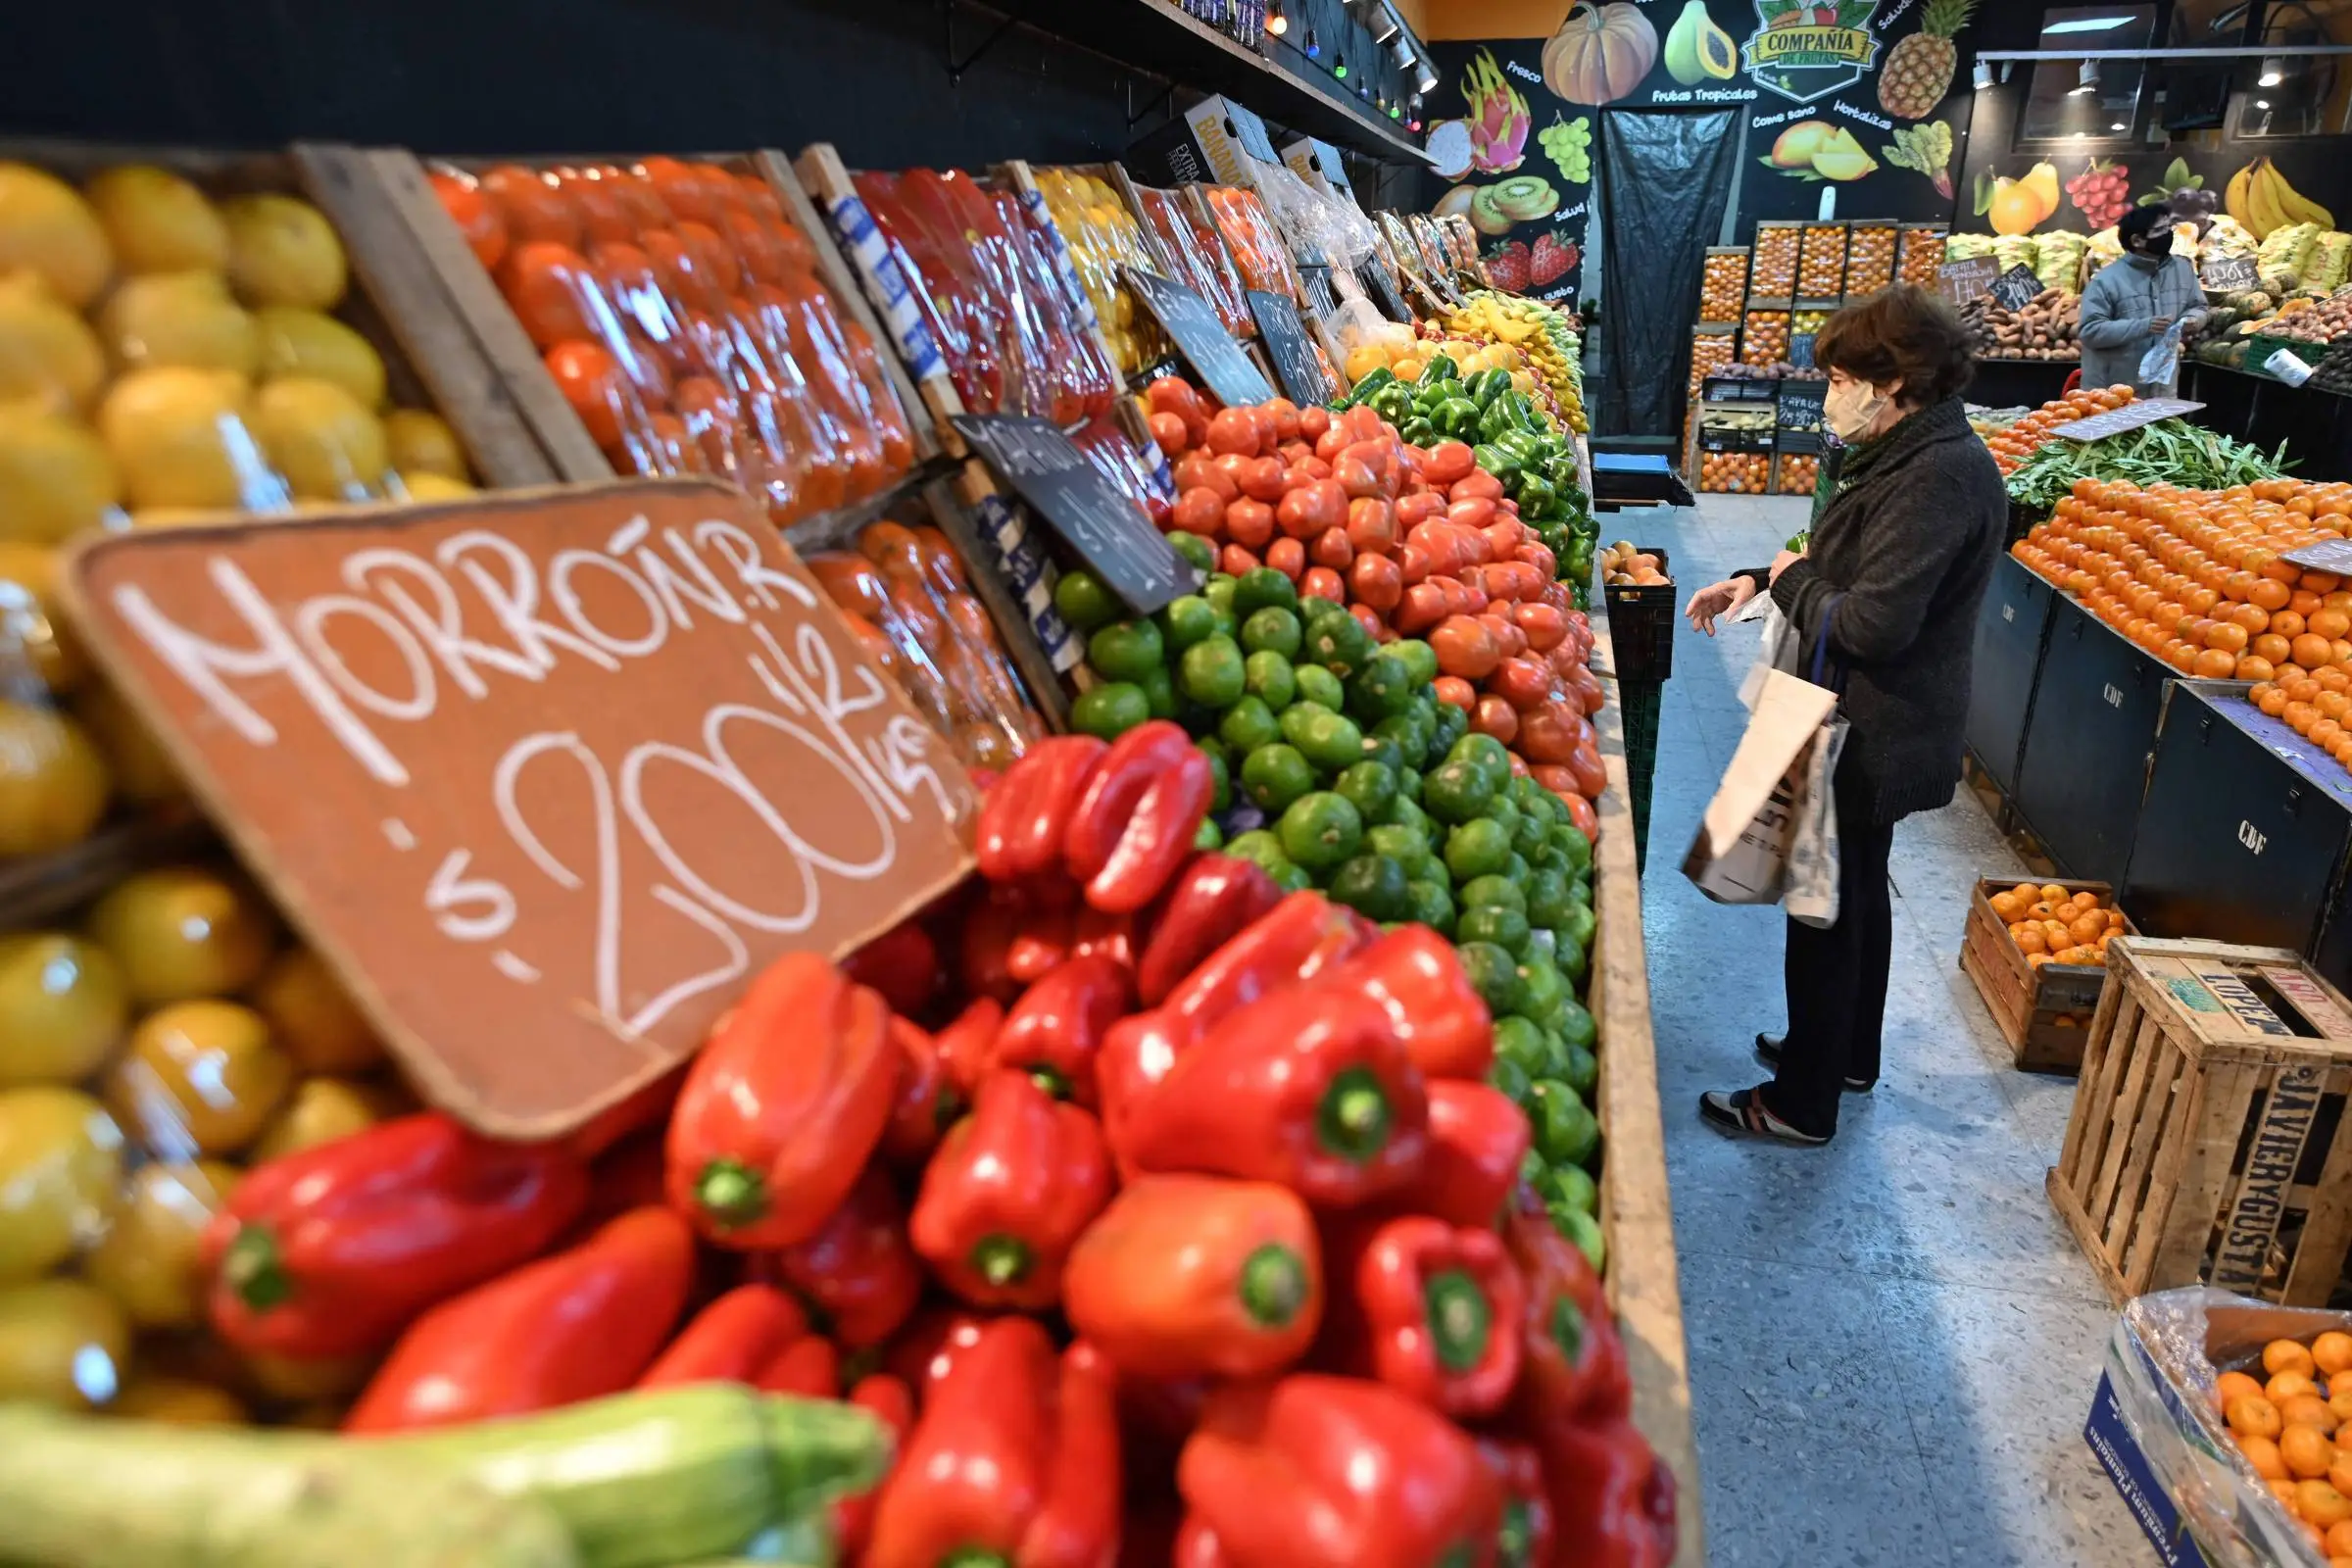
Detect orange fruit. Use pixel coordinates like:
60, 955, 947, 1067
2332, 1520, 2352, 1557
2283, 1423, 2337, 1478
2270, 1339, 2321, 1377
2235, 1395, 2288, 1439
2207, 620, 2251, 653
2244, 1432, 2291, 1479
2288, 1395, 2341, 1435
2253, 578, 2293, 612
544, 340, 630, 450
429, 171, 507, 272
2274, 1370, 2324, 1404
2069, 912, 2107, 945
2317, 1334, 2352, 1378
2195, 648, 2239, 678
2040, 884, 2068, 904
2275, 1479, 2304, 1509
497, 242, 598, 351
479, 165, 580, 249
2313, 609, 2352, 642
2307, 1481, 2352, 1529
2015, 926, 2047, 956
2299, 633, 2337, 668
2012, 882, 2039, 903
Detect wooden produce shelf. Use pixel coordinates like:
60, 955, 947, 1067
1589, 597, 1706, 1568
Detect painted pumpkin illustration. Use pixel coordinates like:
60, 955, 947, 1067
1542, 3, 1659, 107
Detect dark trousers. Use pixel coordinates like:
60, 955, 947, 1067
1769, 808, 1897, 1137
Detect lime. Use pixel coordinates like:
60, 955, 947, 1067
1240, 606, 1303, 659
1544, 1161, 1597, 1216
1488, 1055, 1531, 1104
1366, 821, 1430, 865
1562, 1040, 1597, 1100
1270, 861, 1314, 893
1167, 531, 1216, 573
1178, 635, 1247, 708
1372, 712, 1432, 771
1557, 902, 1596, 958
1194, 817, 1224, 851
1554, 822, 1592, 877
1303, 613, 1370, 672
1494, 1015, 1563, 1082
1555, 933, 1590, 989
1200, 744, 1231, 811
1244, 649, 1297, 710
1240, 744, 1315, 812
1386, 638, 1439, 688
1159, 594, 1222, 651
1405, 879, 1456, 937
1070, 682, 1149, 739
1328, 854, 1410, 921
1054, 568, 1120, 632
1449, 732, 1512, 779
1422, 760, 1494, 826
1525, 868, 1573, 929
1279, 706, 1365, 774
1293, 664, 1344, 711
1554, 997, 1597, 1054
1218, 696, 1280, 755
1527, 1080, 1598, 1167
1456, 904, 1530, 955
1224, 828, 1288, 875
1232, 567, 1298, 618
1202, 576, 1238, 619
1138, 664, 1178, 720
1276, 792, 1363, 871
1516, 959, 1567, 1029
1445, 818, 1513, 882
1455, 941, 1525, 1017
1346, 657, 1417, 724
1335, 760, 1397, 825
1458, 875, 1525, 913
1556, 1204, 1604, 1270
1089, 619, 1164, 682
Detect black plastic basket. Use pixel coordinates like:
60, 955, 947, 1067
1604, 544, 1676, 683
1618, 676, 1663, 874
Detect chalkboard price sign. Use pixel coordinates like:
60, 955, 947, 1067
952, 414, 1200, 614
2202, 253, 2260, 294
1777, 379, 1825, 432
1989, 264, 2042, 313
2285, 537, 2352, 577
1937, 256, 1998, 306
1123, 267, 1272, 410
2047, 397, 2204, 440
1248, 289, 1333, 405
1363, 264, 1412, 323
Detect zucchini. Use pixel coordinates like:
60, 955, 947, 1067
374, 1385, 887, 1568
0, 1404, 577, 1568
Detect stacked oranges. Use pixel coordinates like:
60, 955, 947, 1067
2013, 476, 2352, 765
1983, 383, 2136, 473
2221, 1333, 2352, 1561
1989, 881, 2125, 968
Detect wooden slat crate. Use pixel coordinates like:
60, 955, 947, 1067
1957, 873, 2137, 1073
2048, 938, 2352, 1306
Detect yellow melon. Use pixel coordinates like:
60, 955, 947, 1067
82, 166, 228, 275
0, 164, 112, 308
98, 367, 268, 513
0, 275, 104, 413
98, 271, 259, 376
220, 195, 346, 311
251, 376, 385, 501
0, 406, 120, 545
253, 306, 385, 410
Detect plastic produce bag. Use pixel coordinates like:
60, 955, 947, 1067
1028, 168, 1172, 378
1203, 185, 1306, 306
1132, 185, 1253, 339
1250, 158, 1377, 273
434, 158, 916, 524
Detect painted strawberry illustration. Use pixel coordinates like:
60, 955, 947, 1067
1486, 240, 1532, 291
1529, 233, 1578, 285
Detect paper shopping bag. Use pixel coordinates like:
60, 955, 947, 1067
1682, 667, 1840, 906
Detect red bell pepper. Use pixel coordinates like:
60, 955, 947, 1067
1391, 1081, 1530, 1230
1008, 892, 1077, 985
1476, 1439, 1555, 1568
978, 735, 1106, 883
1353, 1216, 1526, 1418
1134, 856, 1282, 1007
909, 1069, 1112, 1308
1173, 1516, 1233, 1568
764, 1167, 923, 1349
1536, 1418, 1677, 1568
200, 1111, 589, 1358
1063, 721, 1209, 911
1502, 1196, 1630, 1425
989, 953, 1133, 1105
667, 953, 897, 1249
637, 1283, 808, 1389
865, 1319, 1122, 1568
883, 1014, 965, 1164
344, 1206, 695, 1433
961, 883, 1024, 1003
882, 1306, 996, 1401
846, 918, 944, 1017
836, 1372, 916, 1560
1063, 1174, 1321, 1381
1118, 978, 1428, 1209
759, 1333, 841, 1398
1178, 1375, 1499, 1568
1069, 904, 1137, 973
1323, 927, 1494, 1081
576, 1128, 668, 1234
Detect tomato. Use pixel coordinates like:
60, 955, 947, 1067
1456, 579, 1490, 617
1206, 409, 1261, 458
1431, 615, 1501, 681
1147, 377, 1201, 424
1276, 479, 1347, 540
1349, 604, 1387, 643
1395, 492, 1445, 528
1449, 470, 1504, 503
1531, 764, 1578, 800
1267, 537, 1306, 581
1424, 441, 1476, 486
1212, 453, 1253, 492
1341, 405, 1386, 444
1480, 612, 1528, 660
1220, 544, 1261, 576
1332, 454, 1379, 500
1433, 675, 1477, 711
1296, 456, 1333, 481
1171, 487, 1227, 538
1298, 407, 1331, 441
1396, 582, 1448, 634
1300, 566, 1346, 604
1482, 520, 1525, 562
1490, 656, 1555, 711
1349, 553, 1402, 612
1147, 411, 1189, 458
1565, 663, 1606, 716
1225, 497, 1276, 550
1517, 700, 1591, 765
1447, 498, 1497, 533
1346, 498, 1396, 556
1567, 741, 1608, 800
1339, 441, 1398, 499
1315, 425, 1350, 463
1518, 542, 1556, 582
1471, 695, 1519, 746
1514, 603, 1567, 652
1240, 456, 1289, 504
1408, 523, 1461, 577
1174, 455, 1239, 503
1397, 544, 1431, 586
1279, 440, 1314, 466
1265, 398, 1301, 442
1564, 792, 1599, 843
1310, 527, 1354, 571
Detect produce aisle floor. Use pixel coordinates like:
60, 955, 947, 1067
1634, 495, 2144, 1567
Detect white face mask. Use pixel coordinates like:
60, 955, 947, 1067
1823, 379, 1890, 440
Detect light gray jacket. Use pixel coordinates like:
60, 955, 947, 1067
2078, 251, 2204, 392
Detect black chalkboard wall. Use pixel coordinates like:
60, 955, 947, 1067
9, 0, 1148, 165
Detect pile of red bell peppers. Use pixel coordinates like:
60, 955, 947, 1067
192, 721, 1673, 1568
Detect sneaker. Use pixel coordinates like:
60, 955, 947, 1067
1699, 1086, 1832, 1146
1753, 1033, 1876, 1093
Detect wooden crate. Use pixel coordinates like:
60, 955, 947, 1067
2049, 938, 2352, 1306
1958, 874, 2137, 1073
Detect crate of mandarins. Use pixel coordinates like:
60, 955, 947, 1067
1960, 873, 2137, 1073
2094, 1287, 2352, 1568
2051, 938, 2352, 1312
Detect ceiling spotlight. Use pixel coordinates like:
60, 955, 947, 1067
2259, 55, 2283, 86
2256, 98, 2271, 110
1266, 1, 1287, 35
1390, 33, 1414, 70
1353, 0, 1400, 44
1416, 59, 1439, 93
1973, 58, 1992, 91
1304, 26, 1319, 57
2109, 121, 2126, 130
2073, 58, 2099, 95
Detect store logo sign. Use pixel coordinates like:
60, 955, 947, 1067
2103, 683, 2123, 709
2239, 820, 2268, 856
1742, 2, 1883, 106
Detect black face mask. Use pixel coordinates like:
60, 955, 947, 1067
2138, 231, 2174, 259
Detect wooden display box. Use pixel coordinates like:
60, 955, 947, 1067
1958, 874, 2136, 1073
2049, 937, 2352, 1306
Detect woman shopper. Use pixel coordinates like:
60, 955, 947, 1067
1683, 284, 2005, 1146
2078, 204, 2205, 396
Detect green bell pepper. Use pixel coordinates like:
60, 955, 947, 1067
1433, 397, 1484, 440
1350, 366, 1396, 398
1464, 368, 1512, 409
1420, 353, 1459, 383
1472, 442, 1522, 480
1400, 417, 1437, 447
1477, 394, 1534, 445
1368, 384, 1414, 425
1514, 472, 1558, 514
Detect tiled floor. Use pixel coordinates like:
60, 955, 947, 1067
1633, 495, 2146, 1567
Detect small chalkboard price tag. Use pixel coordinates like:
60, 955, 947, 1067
1777, 379, 1825, 432
1937, 255, 1998, 306
1363, 264, 1412, 323
2047, 397, 2204, 440
2286, 537, 2352, 577
1788, 332, 1816, 370
1248, 289, 1333, 405
2202, 253, 2260, 294
1123, 267, 1272, 410
952, 414, 1200, 614
1989, 264, 2041, 313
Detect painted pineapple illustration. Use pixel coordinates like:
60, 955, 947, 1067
1877, 0, 1975, 121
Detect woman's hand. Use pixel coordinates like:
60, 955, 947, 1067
1685, 575, 1757, 636
1768, 549, 1804, 584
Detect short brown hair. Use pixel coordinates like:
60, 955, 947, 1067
1813, 284, 1975, 405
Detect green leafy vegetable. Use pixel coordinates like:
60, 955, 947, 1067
2003, 418, 2293, 513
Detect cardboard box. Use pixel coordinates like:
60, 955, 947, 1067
1126, 95, 1280, 188
1281, 135, 1355, 205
